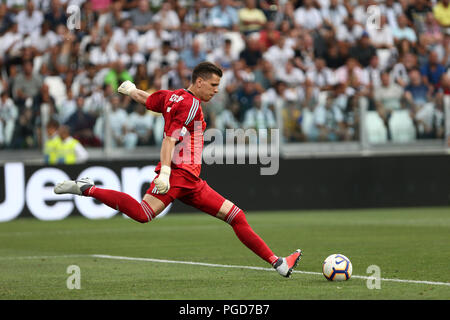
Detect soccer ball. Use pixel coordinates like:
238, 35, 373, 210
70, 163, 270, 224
322, 254, 352, 281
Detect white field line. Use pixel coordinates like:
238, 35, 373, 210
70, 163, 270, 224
91, 254, 450, 287
2, 254, 449, 287
0, 254, 87, 260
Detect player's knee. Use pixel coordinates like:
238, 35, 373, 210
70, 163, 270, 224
139, 201, 156, 223
225, 205, 246, 226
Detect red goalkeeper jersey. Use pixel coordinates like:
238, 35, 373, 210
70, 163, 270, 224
145, 89, 206, 178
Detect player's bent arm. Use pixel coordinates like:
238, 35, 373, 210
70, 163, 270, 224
153, 136, 177, 194
129, 89, 151, 106
160, 136, 177, 168
117, 80, 150, 105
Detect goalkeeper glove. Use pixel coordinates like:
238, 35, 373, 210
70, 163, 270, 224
117, 80, 136, 96
154, 165, 171, 194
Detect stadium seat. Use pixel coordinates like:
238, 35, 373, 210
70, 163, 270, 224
365, 111, 388, 144
388, 110, 416, 143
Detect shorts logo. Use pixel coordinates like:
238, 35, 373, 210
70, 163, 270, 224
151, 186, 159, 194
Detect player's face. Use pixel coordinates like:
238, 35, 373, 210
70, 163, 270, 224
198, 74, 221, 102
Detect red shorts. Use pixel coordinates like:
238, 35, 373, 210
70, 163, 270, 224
145, 168, 226, 217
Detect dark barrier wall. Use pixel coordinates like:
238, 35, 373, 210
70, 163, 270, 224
0, 155, 449, 221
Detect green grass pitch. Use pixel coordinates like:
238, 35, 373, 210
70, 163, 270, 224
0, 207, 449, 300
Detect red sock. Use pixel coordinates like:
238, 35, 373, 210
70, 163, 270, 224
85, 186, 155, 223
225, 205, 278, 266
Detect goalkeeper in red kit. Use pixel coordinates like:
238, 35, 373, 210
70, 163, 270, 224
54, 62, 301, 277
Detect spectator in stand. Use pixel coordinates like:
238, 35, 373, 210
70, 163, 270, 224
373, 71, 404, 123
420, 50, 446, 92
44, 0, 67, 29
89, 36, 119, 68
29, 20, 60, 54
243, 93, 276, 143
275, 59, 305, 88
140, 21, 172, 54
307, 57, 337, 91
433, 0, 450, 29
65, 95, 99, 147
391, 52, 419, 87
293, 0, 323, 31
147, 40, 178, 76
238, 0, 267, 35
381, 0, 403, 29
119, 42, 146, 77
404, 69, 432, 108
363, 55, 383, 90
368, 15, 395, 50
12, 60, 43, 107
184, 0, 210, 31
259, 20, 280, 51
58, 124, 89, 164
263, 35, 294, 72
415, 94, 446, 139
110, 18, 139, 54
10, 106, 35, 148
324, 43, 347, 70
406, 0, 433, 35
438, 73, 450, 95
104, 94, 137, 148
334, 57, 366, 90
71, 62, 103, 97
239, 34, 263, 70
104, 60, 133, 91
171, 22, 194, 52
209, 0, 239, 30
233, 79, 260, 123
16, 0, 43, 35
180, 39, 207, 70
128, 103, 154, 146
129, 0, 153, 34
311, 94, 346, 142
161, 59, 191, 91
215, 101, 240, 137
0, 91, 18, 148
422, 12, 443, 46
320, 0, 348, 29
207, 38, 239, 70
335, 14, 365, 44
43, 118, 61, 164
253, 58, 276, 91
153, 2, 180, 31
392, 14, 418, 45
0, 3, 15, 35
349, 31, 377, 68
282, 99, 303, 142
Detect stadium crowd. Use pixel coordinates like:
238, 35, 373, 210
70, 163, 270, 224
0, 0, 449, 151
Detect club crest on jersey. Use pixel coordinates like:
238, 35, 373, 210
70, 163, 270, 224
169, 94, 184, 103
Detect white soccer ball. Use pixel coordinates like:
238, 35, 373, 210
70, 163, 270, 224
322, 254, 352, 281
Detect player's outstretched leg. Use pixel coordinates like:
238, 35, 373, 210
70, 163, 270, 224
224, 203, 302, 278
54, 178, 156, 223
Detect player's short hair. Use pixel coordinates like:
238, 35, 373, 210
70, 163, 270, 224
191, 62, 223, 83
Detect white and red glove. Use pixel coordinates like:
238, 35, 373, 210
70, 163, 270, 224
117, 80, 136, 96
154, 165, 171, 194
